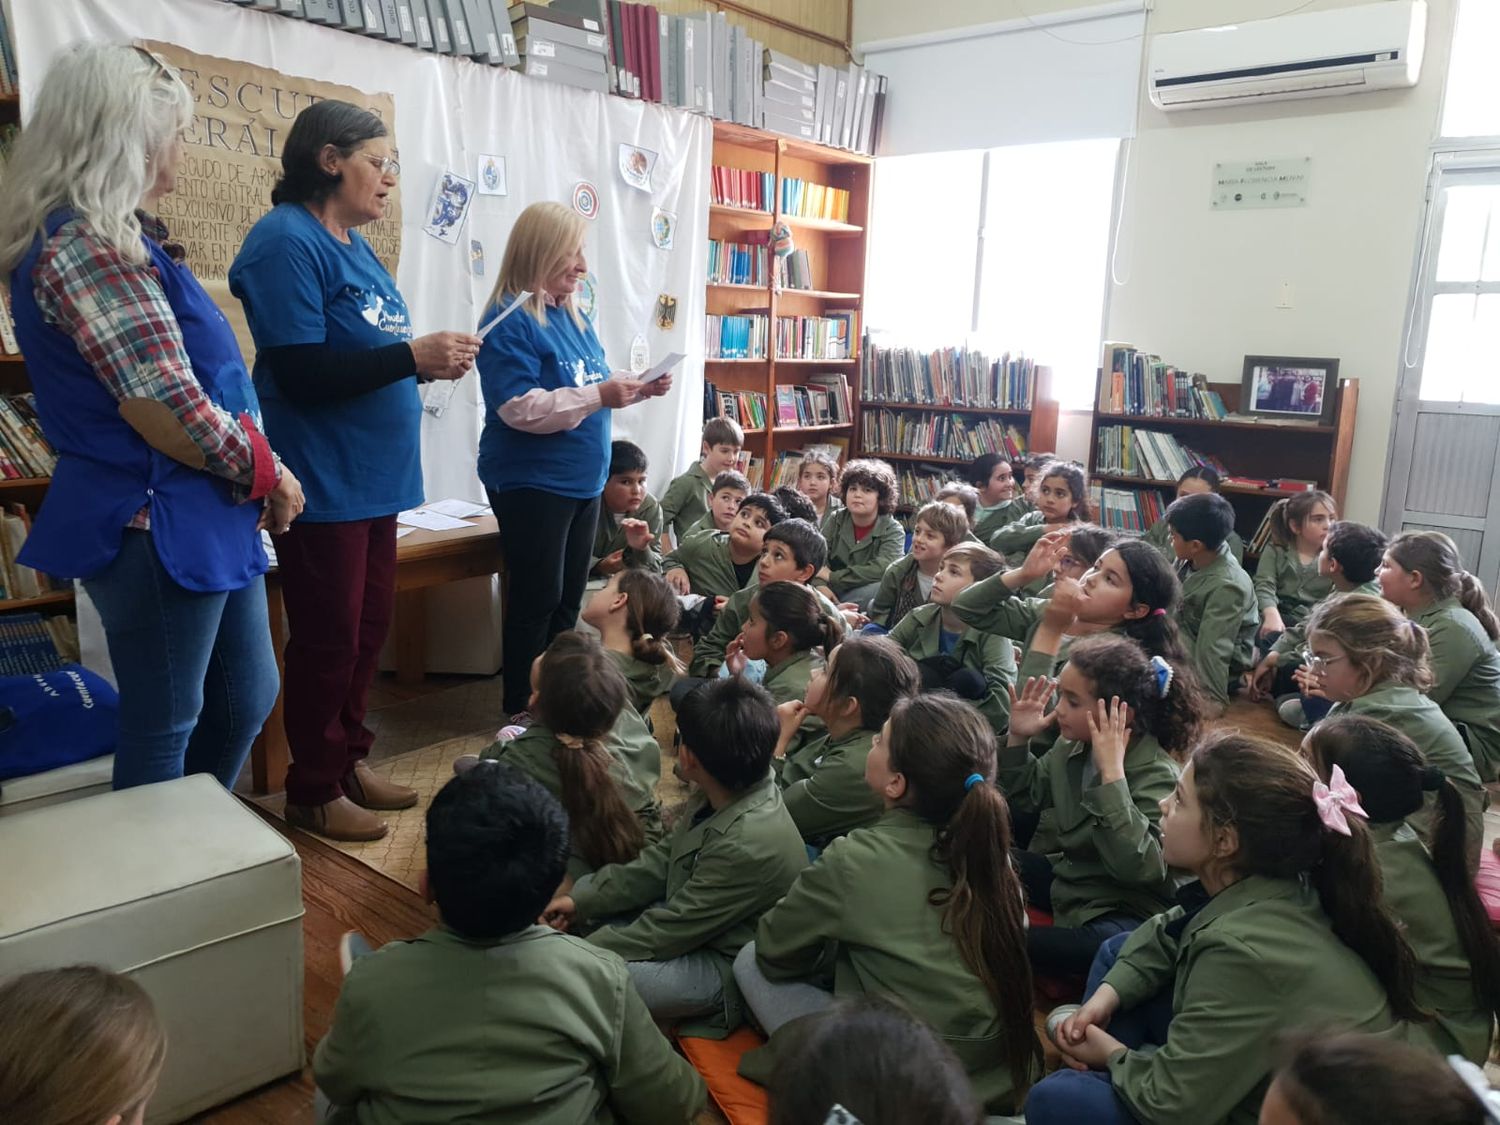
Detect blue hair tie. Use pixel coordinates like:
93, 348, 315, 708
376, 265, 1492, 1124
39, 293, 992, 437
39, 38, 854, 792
1150, 656, 1173, 698
964, 772, 986, 792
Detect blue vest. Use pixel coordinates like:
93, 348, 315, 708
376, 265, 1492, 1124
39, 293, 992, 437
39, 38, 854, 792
9, 211, 267, 593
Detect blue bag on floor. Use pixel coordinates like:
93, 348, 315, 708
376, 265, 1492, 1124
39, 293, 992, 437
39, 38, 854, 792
0, 665, 118, 782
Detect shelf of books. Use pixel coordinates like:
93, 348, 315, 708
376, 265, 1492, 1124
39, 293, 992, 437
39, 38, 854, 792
705, 119, 869, 489
1087, 343, 1359, 549
855, 344, 1060, 511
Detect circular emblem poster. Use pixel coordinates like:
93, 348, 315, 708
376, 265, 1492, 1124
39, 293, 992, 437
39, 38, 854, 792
572, 181, 600, 220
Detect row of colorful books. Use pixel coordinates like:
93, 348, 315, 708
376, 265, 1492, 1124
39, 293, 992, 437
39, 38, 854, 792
0, 506, 60, 600
709, 387, 768, 431
0, 395, 57, 480
767, 442, 847, 491
710, 166, 775, 212
861, 410, 1028, 463
779, 178, 852, 223
773, 375, 852, 429
705, 314, 769, 360
1093, 426, 1226, 485
775, 312, 858, 361
775, 250, 814, 292
707, 237, 769, 286
1097, 342, 1229, 419
1089, 485, 1171, 535
861, 343, 1040, 411
0, 289, 20, 357
0, 613, 79, 676
895, 465, 966, 512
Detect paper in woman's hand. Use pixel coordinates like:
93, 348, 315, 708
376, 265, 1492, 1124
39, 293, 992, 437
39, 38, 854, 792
477, 290, 533, 339
637, 352, 686, 383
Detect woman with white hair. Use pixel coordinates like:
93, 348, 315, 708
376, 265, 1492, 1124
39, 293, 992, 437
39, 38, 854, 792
477, 202, 672, 720
0, 44, 302, 792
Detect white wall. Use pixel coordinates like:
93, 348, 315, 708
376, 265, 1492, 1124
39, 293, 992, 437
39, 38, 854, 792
854, 0, 1106, 44
855, 0, 1457, 524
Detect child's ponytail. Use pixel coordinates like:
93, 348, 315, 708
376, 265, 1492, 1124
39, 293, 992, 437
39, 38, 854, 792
616, 569, 686, 674
756, 581, 847, 654
1267, 491, 1336, 549
1388, 531, 1500, 642
887, 694, 1040, 1102
1064, 634, 1207, 757
1111, 541, 1187, 662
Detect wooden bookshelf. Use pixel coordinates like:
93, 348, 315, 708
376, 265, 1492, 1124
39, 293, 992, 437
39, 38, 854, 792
706, 120, 869, 488
0, 351, 72, 616
1085, 368, 1359, 551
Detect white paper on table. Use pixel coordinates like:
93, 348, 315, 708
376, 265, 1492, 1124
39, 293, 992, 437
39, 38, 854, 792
477, 290, 532, 339
395, 528, 416, 539
636, 352, 686, 384
422, 498, 492, 519
397, 509, 474, 532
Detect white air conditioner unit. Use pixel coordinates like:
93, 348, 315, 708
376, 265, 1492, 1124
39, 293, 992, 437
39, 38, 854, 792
1149, 0, 1426, 112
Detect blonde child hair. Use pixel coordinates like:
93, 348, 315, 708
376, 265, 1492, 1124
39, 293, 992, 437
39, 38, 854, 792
1304, 593, 1434, 692
489, 201, 588, 329
913, 500, 969, 551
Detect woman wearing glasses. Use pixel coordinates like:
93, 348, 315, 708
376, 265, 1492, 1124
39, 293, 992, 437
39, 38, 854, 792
230, 100, 480, 841
0, 44, 301, 793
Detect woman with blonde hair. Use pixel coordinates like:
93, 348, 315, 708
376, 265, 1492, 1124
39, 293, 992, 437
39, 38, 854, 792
477, 201, 672, 718
0, 965, 166, 1125
0, 44, 301, 793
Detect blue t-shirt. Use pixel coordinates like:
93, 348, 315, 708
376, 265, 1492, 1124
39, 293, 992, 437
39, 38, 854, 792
228, 203, 422, 522
476, 295, 612, 500
938, 627, 962, 655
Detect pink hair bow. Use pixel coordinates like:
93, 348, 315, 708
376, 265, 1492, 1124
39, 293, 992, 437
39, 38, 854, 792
1313, 764, 1368, 836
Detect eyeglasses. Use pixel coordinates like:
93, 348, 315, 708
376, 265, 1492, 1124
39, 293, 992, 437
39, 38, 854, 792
361, 154, 401, 178
1300, 650, 1347, 677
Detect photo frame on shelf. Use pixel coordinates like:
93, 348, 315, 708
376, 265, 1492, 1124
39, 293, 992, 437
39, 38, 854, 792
1240, 355, 1339, 426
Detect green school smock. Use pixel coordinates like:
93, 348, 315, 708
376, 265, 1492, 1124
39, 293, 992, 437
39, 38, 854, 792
663, 528, 748, 600
572, 773, 809, 1038
1253, 543, 1333, 627
606, 647, 674, 718
814, 495, 843, 531
987, 509, 1050, 562
778, 727, 883, 843
1269, 579, 1380, 670
888, 602, 1017, 734
974, 497, 1033, 543
821, 509, 905, 599
690, 581, 842, 678
314, 925, 707, 1125
1178, 546, 1258, 712
1142, 518, 1243, 564
1328, 685, 1486, 867
1102, 875, 1400, 1125
997, 733, 1178, 926
868, 552, 929, 629
482, 720, 663, 881
1370, 820, 1493, 1062
754, 808, 1038, 1115
1413, 596, 1500, 783
659, 462, 714, 545
949, 572, 1094, 688
590, 492, 664, 574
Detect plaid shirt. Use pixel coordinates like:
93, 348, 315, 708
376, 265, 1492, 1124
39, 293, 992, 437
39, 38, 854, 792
32, 212, 273, 527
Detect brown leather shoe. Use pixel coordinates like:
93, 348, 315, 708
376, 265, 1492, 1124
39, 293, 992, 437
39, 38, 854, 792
285, 796, 389, 842
344, 761, 419, 811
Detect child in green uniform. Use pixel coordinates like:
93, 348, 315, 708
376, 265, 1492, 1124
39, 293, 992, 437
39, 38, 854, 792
479, 633, 661, 880
590, 441, 665, 577
1167, 491, 1258, 714
735, 694, 1041, 1116
680, 470, 749, 538
727, 581, 845, 715
660, 415, 743, 549
1027, 733, 1418, 1125
1141, 465, 1245, 563
544, 677, 808, 1037
795, 450, 843, 528
663, 491, 787, 600
888, 542, 1016, 733
989, 460, 1091, 564
1300, 593, 1487, 866
1005, 635, 1205, 976
1254, 490, 1337, 648
934, 480, 981, 542
581, 568, 683, 716
868, 500, 969, 629
967, 452, 1030, 542
1379, 530, 1500, 782
816, 458, 905, 607
1305, 715, 1500, 1063
315, 765, 706, 1124
771, 634, 919, 845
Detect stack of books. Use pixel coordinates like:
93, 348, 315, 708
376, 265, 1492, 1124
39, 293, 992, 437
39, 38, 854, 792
1249, 509, 1277, 555
1098, 342, 1228, 419
513, 2, 609, 93
895, 465, 961, 511
707, 235, 769, 286
761, 53, 885, 154
1094, 426, 1227, 484
710, 166, 775, 212
742, 455, 765, 490
0, 395, 57, 480
0, 613, 78, 676
767, 441, 847, 490
861, 343, 1039, 411
775, 312, 858, 360
1090, 485, 1171, 535
861, 410, 1027, 463
760, 49, 817, 142
779, 178, 851, 223
0, 290, 20, 357
705, 314, 768, 359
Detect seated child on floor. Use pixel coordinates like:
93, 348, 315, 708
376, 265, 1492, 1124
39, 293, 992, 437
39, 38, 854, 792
591, 440, 664, 577
1141, 465, 1244, 563
868, 500, 970, 630
815, 458, 905, 608
1025, 733, 1419, 1125
887, 541, 1016, 735
581, 568, 683, 716
725, 581, 845, 714
1004, 635, 1204, 977
544, 677, 808, 1036
736, 693, 1040, 1117
773, 486, 818, 525
1166, 491, 1258, 714
661, 415, 743, 548
989, 460, 1091, 570
934, 480, 979, 535
1254, 491, 1337, 652
1037, 525, 1117, 598
316, 766, 706, 1123
968, 452, 1029, 542
479, 632, 661, 880
772, 634, 919, 845
0, 965, 165, 1125
664, 491, 787, 600
682, 470, 750, 538
795, 450, 842, 527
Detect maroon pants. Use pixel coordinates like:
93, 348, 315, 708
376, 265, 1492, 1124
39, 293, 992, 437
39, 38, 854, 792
276, 516, 397, 806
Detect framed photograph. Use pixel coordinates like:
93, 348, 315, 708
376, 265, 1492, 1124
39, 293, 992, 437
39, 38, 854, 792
1240, 355, 1339, 426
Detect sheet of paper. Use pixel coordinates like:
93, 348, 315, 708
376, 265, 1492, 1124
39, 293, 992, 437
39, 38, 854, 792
477, 290, 532, 339
397, 509, 474, 532
421, 498, 492, 519
637, 352, 686, 384
395, 527, 415, 539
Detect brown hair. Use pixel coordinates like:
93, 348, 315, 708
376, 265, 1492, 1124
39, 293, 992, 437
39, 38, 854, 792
914, 500, 969, 549
934, 481, 979, 526
1266, 490, 1336, 549
1271, 1031, 1485, 1125
941, 542, 1003, 584
1033, 460, 1092, 522
824, 635, 920, 732
1190, 732, 1423, 1020
703, 416, 744, 449
1387, 530, 1500, 642
1305, 715, 1500, 1018
534, 632, 645, 869
614, 570, 685, 674
1063, 526, 1117, 571
886, 694, 1040, 1102
1065, 635, 1207, 758
1305, 593, 1434, 693
840, 458, 900, 515
797, 450, 841, 490
0, 966, 166, 1125
753, 581, 845, 654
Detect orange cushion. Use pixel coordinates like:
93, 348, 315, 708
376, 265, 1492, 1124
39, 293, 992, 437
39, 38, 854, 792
678, 1027, 771, 1125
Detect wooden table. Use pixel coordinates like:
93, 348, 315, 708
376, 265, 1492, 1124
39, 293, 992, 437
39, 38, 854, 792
249, 516, 502, 795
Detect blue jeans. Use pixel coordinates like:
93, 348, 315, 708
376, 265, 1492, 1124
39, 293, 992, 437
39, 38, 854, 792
83, 530, 280, 791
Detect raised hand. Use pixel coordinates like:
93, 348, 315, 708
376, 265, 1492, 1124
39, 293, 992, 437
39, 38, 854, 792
1006, 676, 1058, 741
725, 634, 749, 677
1086, 695, 1132, 783
621, 518, 654, 552
1042, 575, 1085, 628
774, 699, 808, 757
1016, 530, 1072, 584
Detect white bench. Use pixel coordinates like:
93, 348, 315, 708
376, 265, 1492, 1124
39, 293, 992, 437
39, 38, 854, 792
0, 754, 114, 818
